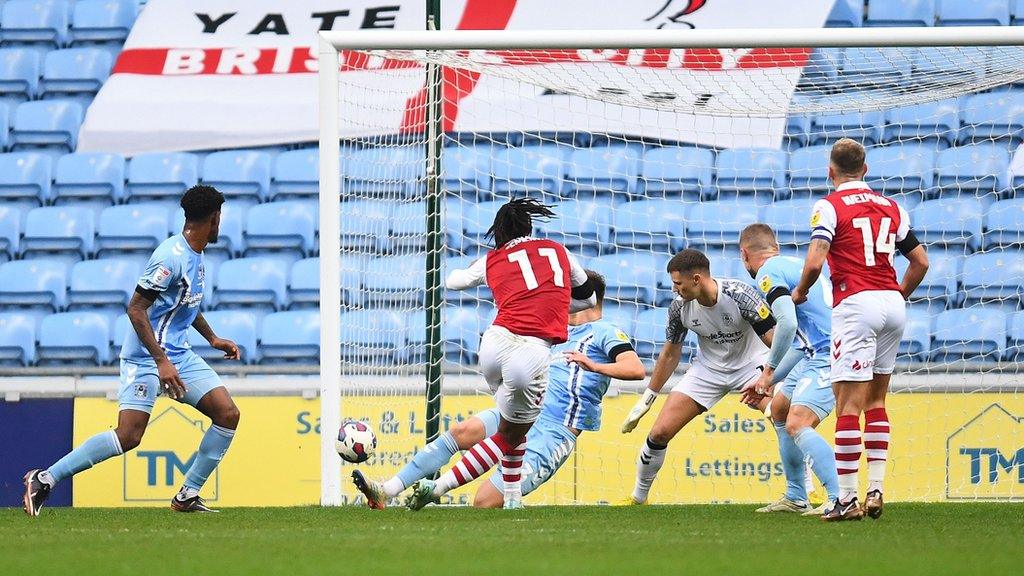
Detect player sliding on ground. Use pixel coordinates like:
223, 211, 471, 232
739, 223, 840, 516
620, 249, 777, 505
792, 138, 929, 521
23, 186, 242, 516
352, 270, 644, 508
400, 198, 596, 510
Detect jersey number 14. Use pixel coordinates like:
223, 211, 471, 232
507, 248, 564, 290
851, 216, 896, 266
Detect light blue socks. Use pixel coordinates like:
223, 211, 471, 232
392, 431, 460, 494
46, 430, 123, 485
183, 424, 235, 492
793, 426, 840, 502
775, 422, 808, 503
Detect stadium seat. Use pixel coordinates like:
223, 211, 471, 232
0, 259, 67, 310
895, 251, 959, 309
1007, 311, 1024, 360
983, 198, 1024, 249
600, 304, 639, 337
686, 199, 760, 248
587, 252, 660, 305
491, 145, 566, 196
960, 251, 1024, 308
271, 148, 318, 200
866, 0, 936, 26
363, 255, 426, 306
339, 309, 406, 362
914, 47, 990, 83
288, 256, 361, 308
535, 200, 612, 256
1015, 0, 1024, 24
566, 145, 641, 197
788, 145, 832, 195
402, 305, 495, 364
37, 311, 111, 365
187, 310, 259, 364
95, 203, 169, 256
1, 0, 70, 48
799, 49, 842, 91
53, 152, 126, 209
0, 205, 19, 261
0, 311, 35, 365
215, 257, 289, 312
344, 146, 425, 198
243, 200, 317, 258
640, 146, 715, 200
126, 152, 199, 201
827, 0, 864, 27
22, 205, 94, 261
201, 150, 272, 204
937, 0, 1010, 26
611, 198, 688, 253
931, 308, 1006, 362
0, 151, 51, 208
0, 48, 39, 102
389, 198, 466, 253
68, 258, 139, 309
442, 144, 493, 198
634, 307, 699, 363
11, 100, 83, 151
761, 199, 817, 246
461, 199, 504, 249
958, 92, 1024, 145
443, 255, 492, 304
865, 145, 936, 206
259, 310, 319, 363
882, 98, 960, 146
714, 148, 787, 195
340, 199, 390, 252
110, 313, 129, 358
840, 47, 913, 85
41, 48, 112, 98
70, 0, 138, 45
810, 110, 885, 146
899, 308, 932, 361
913, 198, 983, 251
935, 144, 1011, 198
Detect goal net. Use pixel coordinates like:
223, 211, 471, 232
319, 28, 1024, 506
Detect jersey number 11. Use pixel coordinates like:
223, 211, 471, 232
507, 248, 564, 290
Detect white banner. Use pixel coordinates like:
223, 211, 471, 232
78, 0, 834, 155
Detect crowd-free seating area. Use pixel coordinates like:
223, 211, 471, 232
0, 0, 1022, 368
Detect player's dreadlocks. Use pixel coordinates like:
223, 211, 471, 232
180, 185, 225, 222
486, 198, 557, 247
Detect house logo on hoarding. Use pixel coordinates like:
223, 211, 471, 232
123, 407, 219, 502
946, 404, 1023, 500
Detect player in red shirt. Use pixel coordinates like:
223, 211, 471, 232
405, 198, 596, 510
793, 138, 929, 521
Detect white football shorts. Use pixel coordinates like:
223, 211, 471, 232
830, 290, 907, 383
478, 325, 552, 424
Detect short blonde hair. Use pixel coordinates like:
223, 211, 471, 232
739, 223, 779, 252
830, 137, 866, 178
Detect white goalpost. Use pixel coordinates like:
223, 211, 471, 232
319, 27, 1024, 506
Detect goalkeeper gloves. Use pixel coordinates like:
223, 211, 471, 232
621, 388, 658, 433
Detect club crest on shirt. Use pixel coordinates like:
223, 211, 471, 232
721, 312, 733, 324
759, 275, 772, 293
757, 303, 771, 319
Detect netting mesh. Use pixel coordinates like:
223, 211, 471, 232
331, 45, 1024, 505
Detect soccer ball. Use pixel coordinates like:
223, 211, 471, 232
335, 420, 377, 463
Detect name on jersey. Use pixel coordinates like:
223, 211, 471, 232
840, 193, 892, 207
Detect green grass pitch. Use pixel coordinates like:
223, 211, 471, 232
2, 504, 1022, 575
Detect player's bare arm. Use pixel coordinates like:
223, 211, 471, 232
126, 290, 185, 400
792, 238, 831, 304
621, 340, 682, 433
564, 349, 645, 381
898, 243, 929, 301
192, 313, 240, 360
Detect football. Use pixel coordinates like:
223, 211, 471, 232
335, 420, 377, 463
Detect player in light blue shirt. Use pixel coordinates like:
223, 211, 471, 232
353, 270, 646, 509
739, 223, 840, 516
23, 186, 242, 516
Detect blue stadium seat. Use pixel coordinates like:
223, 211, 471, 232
0, 205, 19, 261
0, 48, 39, 102
686, 199, 760, 247
461, 199, 504, 249
170, 203, 245, 257
0, 151, 51, 205
800, 49, 842, 91
271, 148, 317, 200
935, 144, 1011, 197
611, 198, 687, 253
0, 311, 35, 365
587, 252, 660, 305
914, 47, 990, 83
866, 0, 935, 26
288, 257, 360, 308
1, 0, 70, 47
761, 199, 817, 246
442, 144, 492, 198
634, 307, 699, 363
841, 47, 913, 85
1015, 0, 1024, 24
714, 148, 787, 195
442, 304, 494, 364
882, 98, 959, 146
601, 304, 638, 337
95, 203, 168, 256
243, 201, 317, 258
1007, 311, 1024, 360
37, 311, 110, 365
340, 199, 390, 252
201, 150, 272, 204
937, 0, 1010, 25
535, 200, 612, 257
344, 146, 425, 198
11, 100, 83, 151
126, 152, 199, 201
259, 310, 319, 363
931, 308, 1006, 362
567, 145, 640, 197
340, 309, 405, 362
788, 145, 831, 195
491, 145, 566, 196
68, 258, 139, 309
828, 0, 864, 27
866, 145, 936, 205
785, 112, 813, 149
913, 198, 983, 251
443, 255, 491, 304
53, 152, 126, 209
0, 259, 67, 310
984, 198, 1024, 249
187, 310, 259, 364
640, 146, 714, 200
810, 110, 885, 146
215, 257, 289, 312
22, 205, 94, 260
899, 308, 932, 361
959, 92, 1024, 144
896, 251, 959, 309
41, 48, 111, 98
389, 199, 466, 252
70, 0, 138, 45
363, 255, 426, 306
960, 251, 1024, 308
